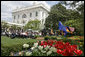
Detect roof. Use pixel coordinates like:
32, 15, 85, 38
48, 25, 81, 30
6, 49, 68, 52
12, 3, 50, 13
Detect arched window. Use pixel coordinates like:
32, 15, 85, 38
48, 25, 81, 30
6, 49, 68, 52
22, 14, 27, 18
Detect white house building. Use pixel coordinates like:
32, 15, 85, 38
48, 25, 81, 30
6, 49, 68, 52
12, 2, 50, 29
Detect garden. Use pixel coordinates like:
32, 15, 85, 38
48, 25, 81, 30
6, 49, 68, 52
1, 35, 84, 56
1, 1, 84, 56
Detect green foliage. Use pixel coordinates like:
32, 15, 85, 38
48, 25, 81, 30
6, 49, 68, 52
11, 25, 17, 30
45, 1, 84, 36
44, 36, 57, 40
44, 3, 77, 30
1, 36, 38, 56
60, 1, 84, 35
44, 36, 50, 40
1, 21, 9, 28
51, 36, 57, 40
1, 44, 23, 56
62, 37, 67, 42
1, 36, 37, 47
24, 19, 40, 30
64, 19, 84, 35
1, 42, 35, 56
34, 35, 42, 39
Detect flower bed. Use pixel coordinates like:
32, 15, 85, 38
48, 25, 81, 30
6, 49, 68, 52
12, 40, 84, 56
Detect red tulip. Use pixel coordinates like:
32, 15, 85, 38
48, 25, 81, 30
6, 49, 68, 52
57, 49, 62, 54
72, 45, 77, 48
65, 42, 70, 46
38, 40, 83, 56
43, 45, 47, 48
62, 48, 74, 56
74, 49, 83, 55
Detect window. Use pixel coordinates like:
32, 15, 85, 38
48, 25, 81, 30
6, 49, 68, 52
36, 11, 38, 16
30, 13, 32, 17
14, 16, 15, 19
18, 15, 19, 19
22, 14, 27, 18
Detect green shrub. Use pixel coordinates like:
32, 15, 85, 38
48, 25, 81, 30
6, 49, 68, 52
44, 36, 50, 40
62, 37, 67, 42
50, 36, 57, 40
44, 36, 57, 40
27, 42, 35, 48
34, 35, 41, 39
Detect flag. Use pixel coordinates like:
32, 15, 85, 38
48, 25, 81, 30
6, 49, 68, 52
69, 27, 75, 32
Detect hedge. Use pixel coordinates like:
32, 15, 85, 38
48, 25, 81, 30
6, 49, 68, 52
44, 36, 57, 40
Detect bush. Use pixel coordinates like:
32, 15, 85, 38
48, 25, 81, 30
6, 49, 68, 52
34, 35, 41, 39
50, 36, 57, 40
44, 36, 57, 40
62, 37, 67, 42
44, 36, 50, 40
64, 19, 84, 36
27, 42, 35, 48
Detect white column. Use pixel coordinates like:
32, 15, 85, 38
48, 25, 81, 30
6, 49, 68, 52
39, 10, 43, 29
39, 10, 42, 20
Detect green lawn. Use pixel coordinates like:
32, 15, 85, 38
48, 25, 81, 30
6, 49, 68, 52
1, 36, 38, 47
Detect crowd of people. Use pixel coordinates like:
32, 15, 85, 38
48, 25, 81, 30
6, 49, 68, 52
1, 27, 62, 39
1, 27, 42, 39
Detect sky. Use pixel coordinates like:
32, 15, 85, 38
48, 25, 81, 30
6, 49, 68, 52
1, 1, 60, 22
2, 1, 78, 23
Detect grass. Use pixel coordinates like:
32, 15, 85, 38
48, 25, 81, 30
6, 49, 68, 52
1, 35, 84, 47
1, 36, 39, 47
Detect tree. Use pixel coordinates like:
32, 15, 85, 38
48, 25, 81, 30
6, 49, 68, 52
64, 19, 83, 35
44, 3, 73, 30
60, 1, 84, 35
11, 25, 17, 30
24, 19, 40, 30
1, 21, 9, 28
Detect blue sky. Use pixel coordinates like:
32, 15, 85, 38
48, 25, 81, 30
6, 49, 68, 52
1, 1, 60, 22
